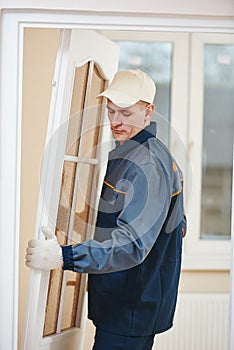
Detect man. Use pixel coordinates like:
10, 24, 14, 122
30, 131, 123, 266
26, 69, 186, 350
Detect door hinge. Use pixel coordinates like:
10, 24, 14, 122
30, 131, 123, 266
51, 79, 57, 87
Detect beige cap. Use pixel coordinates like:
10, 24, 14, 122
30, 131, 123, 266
98, 69, 156, 107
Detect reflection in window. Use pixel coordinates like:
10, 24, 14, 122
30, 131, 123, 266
116, 41, 173, 146
201, 44, 234, 239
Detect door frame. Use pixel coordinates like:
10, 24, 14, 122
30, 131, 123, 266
0, 8, 233, 350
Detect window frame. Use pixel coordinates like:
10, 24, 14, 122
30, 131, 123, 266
98, 30, 234, 270
184, 32, 234, 270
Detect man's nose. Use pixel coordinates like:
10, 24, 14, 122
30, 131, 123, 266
111, 113, 122, 126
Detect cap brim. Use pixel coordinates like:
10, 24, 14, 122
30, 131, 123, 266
97, 88, 139, 108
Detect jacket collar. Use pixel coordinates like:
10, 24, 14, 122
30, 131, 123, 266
109, 122, 157, 158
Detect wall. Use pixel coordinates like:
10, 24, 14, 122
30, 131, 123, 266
1, 0, 234, 17
180, 270, 229, 292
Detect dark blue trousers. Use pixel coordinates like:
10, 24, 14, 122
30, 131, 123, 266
92, 328, 155, 350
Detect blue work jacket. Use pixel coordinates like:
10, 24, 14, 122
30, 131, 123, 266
62, 122, 186, 336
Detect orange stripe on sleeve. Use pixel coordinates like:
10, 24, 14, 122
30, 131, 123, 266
104, 180, 127, 195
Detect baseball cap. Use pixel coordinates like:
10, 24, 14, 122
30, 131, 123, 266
98, 69, 156, 107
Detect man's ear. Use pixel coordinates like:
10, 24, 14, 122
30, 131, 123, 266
145, 104, 154, 121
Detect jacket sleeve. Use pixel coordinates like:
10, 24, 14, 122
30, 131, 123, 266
62, 162, 171, 274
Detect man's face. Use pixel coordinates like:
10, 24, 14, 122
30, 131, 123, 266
106, 100, 154, 144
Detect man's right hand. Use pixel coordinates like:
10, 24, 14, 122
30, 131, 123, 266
25, 226, 63, 271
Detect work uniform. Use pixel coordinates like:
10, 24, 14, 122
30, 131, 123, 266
62, 122, 186, 349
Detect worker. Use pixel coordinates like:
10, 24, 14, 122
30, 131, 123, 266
26, 69, 186, 350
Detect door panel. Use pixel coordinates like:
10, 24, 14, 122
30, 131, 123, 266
65, 63, 89, 157
22, 29, 119, 350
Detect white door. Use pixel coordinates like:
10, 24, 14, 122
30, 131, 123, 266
21, 29, 119, 350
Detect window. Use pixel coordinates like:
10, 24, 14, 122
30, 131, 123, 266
99, 30, 189, 166
116, 40, 173, 146
186, 33, 234, 269
101, 30, 234, 269
201, 44, 234, 240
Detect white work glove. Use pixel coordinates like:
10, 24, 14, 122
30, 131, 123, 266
25, 226, 63, 270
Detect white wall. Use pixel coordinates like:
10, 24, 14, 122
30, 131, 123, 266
1, 0, 234, 17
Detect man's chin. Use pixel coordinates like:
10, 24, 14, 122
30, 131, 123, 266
112, 132, 128, 143
114, 136, 127, 143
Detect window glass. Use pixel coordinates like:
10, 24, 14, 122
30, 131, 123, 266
201, 44, 234, 239
116, 41, 173, 146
